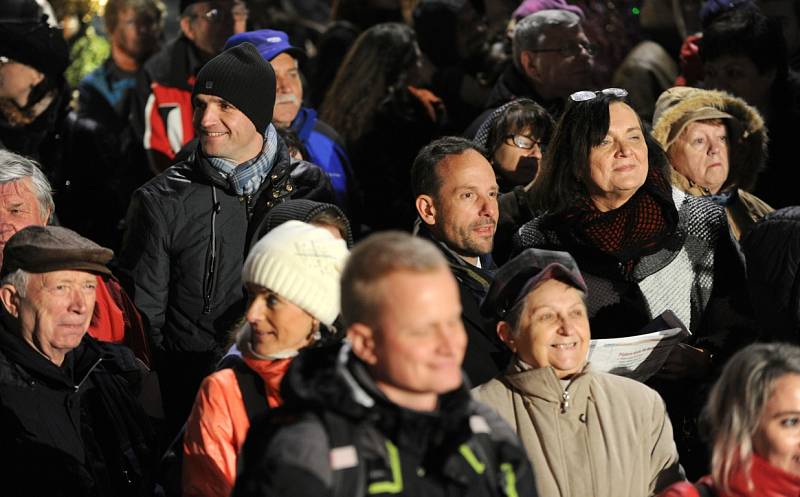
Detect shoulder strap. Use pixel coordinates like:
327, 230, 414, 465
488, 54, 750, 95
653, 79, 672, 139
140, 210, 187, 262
318, 410, 365, 497
219, 355, 269, 421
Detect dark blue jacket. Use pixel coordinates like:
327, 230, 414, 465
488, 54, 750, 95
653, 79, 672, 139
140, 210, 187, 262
291, 107, 355, 210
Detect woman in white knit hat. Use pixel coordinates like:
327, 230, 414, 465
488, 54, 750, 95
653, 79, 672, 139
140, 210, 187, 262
181, 220, 349, 497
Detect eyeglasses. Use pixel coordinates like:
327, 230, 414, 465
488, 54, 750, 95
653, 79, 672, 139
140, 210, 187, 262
569, 87, 628, 102
192, 2, 249, 23
504, 134, 542, 150
528, 41, 597, 58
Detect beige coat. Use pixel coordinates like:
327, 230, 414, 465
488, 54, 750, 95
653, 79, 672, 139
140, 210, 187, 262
473, 363, 684, 497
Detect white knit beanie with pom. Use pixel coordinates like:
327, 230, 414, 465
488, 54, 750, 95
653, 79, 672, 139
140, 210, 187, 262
242, 220, 349, 326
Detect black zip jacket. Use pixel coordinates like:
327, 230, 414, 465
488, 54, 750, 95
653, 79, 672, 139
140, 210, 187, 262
0, 315, 155, 497
233, 343, 538, 497
118, 138, 333, 356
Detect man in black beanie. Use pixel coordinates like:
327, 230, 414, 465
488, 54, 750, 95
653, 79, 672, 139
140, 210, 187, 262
119, 42, 333, 442
132, 0, 249, 174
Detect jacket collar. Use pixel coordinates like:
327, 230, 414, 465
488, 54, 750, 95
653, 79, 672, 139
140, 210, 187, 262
0, 311, 102, 389
148, 35, 205, 90
499, 358, 591, 405
486, 64, 564, 117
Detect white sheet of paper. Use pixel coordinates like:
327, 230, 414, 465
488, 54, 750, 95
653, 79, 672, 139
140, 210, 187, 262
588, 327, 686, 382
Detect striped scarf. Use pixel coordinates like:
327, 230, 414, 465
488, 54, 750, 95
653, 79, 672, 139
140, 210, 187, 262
205, 124, 279, 196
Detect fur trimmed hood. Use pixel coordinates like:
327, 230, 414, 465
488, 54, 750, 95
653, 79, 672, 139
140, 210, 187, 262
652, 86, 768, 192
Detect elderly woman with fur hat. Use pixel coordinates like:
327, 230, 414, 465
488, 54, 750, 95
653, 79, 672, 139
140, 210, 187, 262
473, 248, 683, 497
652, 86, 772, 239
182, 220, 349, 497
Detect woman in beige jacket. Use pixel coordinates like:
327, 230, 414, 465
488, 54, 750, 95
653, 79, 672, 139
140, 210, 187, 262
473, 248, 684, 497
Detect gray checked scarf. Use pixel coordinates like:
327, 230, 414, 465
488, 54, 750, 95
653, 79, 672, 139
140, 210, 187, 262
205, 124, 279, 195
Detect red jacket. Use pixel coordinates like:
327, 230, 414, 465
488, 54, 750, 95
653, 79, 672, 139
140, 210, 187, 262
182, 355, 292, 497
658, 453, 800, 497
88, 276, 151, 367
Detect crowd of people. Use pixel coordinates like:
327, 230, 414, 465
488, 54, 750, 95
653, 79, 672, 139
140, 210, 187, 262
2, 0, 800, 496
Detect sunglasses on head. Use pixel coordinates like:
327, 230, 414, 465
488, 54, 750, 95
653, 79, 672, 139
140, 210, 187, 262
569, 88, 628, 102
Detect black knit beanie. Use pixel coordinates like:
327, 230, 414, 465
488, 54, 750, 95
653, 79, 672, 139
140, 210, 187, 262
0, 19, 69, 81
192, 42, 276, 135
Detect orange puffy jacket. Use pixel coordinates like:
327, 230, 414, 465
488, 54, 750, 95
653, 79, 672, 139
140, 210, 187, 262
182, 355, 292, 497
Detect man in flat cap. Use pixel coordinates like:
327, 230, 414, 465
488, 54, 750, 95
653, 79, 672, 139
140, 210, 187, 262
119, 42, 332, 440
0, 225, 156, 497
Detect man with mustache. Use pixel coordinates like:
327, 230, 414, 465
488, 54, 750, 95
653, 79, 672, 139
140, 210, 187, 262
412, 136, 508, 385
224, 30, 355, 211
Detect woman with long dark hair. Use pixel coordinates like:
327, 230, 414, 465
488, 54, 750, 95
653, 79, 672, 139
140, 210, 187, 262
320, 22, 444, 232
515, 88, 755, 478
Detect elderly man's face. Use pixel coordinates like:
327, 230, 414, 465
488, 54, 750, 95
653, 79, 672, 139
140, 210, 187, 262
1, 178, 48, 264
524, 25, 593, 100
4, 270, 97, 365
271, 53, 303, 128
350, 267, 467, 411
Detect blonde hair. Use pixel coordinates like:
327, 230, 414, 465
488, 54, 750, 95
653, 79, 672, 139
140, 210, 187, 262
340, 231, 447, 327
705, 343, 800, 492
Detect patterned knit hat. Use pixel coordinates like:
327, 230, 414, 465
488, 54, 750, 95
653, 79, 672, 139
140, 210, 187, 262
242, 220, 349, 326
192, 42, 275, 134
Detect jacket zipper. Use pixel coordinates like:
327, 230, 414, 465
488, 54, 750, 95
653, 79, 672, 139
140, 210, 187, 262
74, 357, 103, 392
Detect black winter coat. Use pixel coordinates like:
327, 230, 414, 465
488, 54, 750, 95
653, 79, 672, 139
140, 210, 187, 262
232, 343, 538, 497
416, 225, 510, 386
0, 317, 156, 497
741, 206, 800, 342
118, 138, 333, 356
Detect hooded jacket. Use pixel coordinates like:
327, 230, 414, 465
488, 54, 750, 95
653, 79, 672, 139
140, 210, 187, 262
473, 361, 684, 497
652, 87, 773, 239
232, 343, 539, 497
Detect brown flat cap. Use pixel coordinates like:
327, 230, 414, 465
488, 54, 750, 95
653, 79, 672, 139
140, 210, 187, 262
1, 226, 113, 277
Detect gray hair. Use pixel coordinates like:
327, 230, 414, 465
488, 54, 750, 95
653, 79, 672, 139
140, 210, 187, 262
340, 231, 448, 327
513, 9, 582, 72
504, 282, 586, 338
0, 150, 54, 222
0, 269, 30, 299
704, 343, 800, 493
